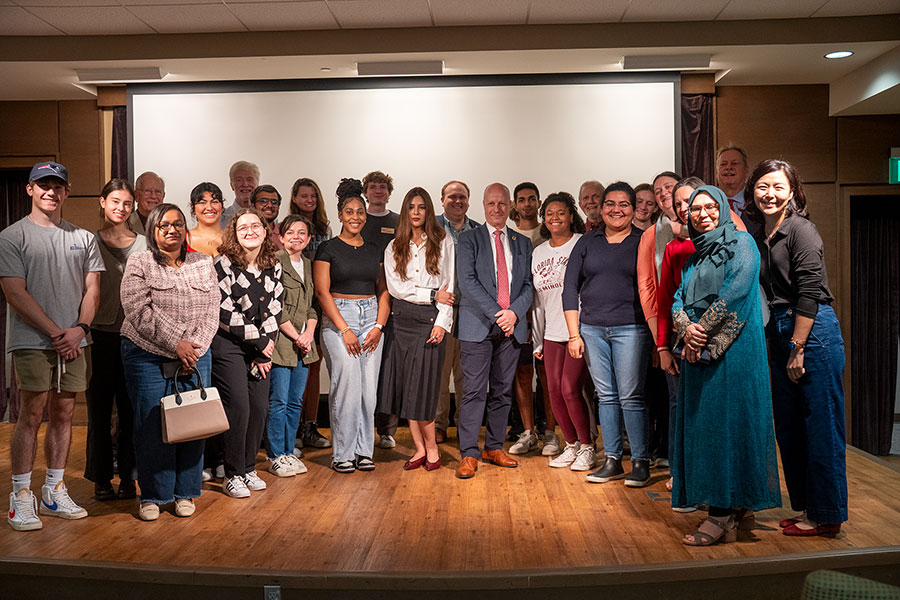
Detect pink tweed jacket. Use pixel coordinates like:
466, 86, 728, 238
120, 250, 219, 359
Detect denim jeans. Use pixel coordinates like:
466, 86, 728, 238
266, 363, 309, 459
121, 338, 210, 505
580, 323, 652, 461
321, 297, 383, 464
769, 304, 848, 524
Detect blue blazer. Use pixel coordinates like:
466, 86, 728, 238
456, 224, 534, 344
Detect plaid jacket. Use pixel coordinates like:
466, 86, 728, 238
214, 253, 283, 358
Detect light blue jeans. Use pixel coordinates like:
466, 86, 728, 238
321, 297, 383, 464
266, 363, 309, 459
581, 323, 652, 461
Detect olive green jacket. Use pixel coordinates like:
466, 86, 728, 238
272, 250, 319, 367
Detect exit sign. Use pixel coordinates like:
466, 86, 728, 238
891, 156, 900, 185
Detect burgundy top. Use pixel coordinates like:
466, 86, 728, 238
657, 236, 694, 349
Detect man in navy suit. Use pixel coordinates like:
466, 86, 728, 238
455, 183, 534, 479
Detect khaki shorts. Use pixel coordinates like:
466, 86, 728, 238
13, 349, 87, 393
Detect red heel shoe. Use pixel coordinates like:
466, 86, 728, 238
403, 456, 426, 470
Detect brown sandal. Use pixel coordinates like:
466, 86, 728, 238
683, 515, 737, 546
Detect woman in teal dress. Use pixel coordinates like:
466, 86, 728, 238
671, 185, 781, 546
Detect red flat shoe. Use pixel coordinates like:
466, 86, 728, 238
425, 458, 441, 471
782, 523, 841, 537
403, 456, 426, 471
779, 516, 802, 528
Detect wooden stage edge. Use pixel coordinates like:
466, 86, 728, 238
3, 547, 900, 599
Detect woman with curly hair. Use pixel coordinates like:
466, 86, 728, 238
379, 187, 455, 471
314, 178, 390, 473
212, 208, 283, 498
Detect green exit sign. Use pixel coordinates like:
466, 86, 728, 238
891, 156, 900, 185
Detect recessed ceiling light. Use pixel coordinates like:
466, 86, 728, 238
824, 51, 854, 59
320, 67, 331, 72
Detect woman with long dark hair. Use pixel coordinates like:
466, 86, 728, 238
120, 203, 219, 520
85, 179, 146, 501
288, 177, 332, 450
213, 208, 283, 498
744, 159, 847, 537
186, 182, 224, 257
671, 185, 780, 545
380, 187, 455, 470
314, 178, 390, 473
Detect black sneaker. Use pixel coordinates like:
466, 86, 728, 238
303, 422, 332, 448
355, 457, 375, 471
586, 457, 625, 483
625, 459, 651, 487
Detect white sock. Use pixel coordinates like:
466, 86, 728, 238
12, 472, 31, 494
45, 469, 64, 489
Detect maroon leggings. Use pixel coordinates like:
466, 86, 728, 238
543, 340, 591, 444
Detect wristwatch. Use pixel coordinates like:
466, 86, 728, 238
76, 322, 90, 336
430, 288, 437, 304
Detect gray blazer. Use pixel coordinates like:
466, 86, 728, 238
272, 250, 319, 367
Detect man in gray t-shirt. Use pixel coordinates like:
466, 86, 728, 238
0, 161, 104, 532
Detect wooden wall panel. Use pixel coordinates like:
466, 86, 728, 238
0, 101, 59, 157
716, 85, 836, 183
837, 115, 900, 185
63, 196, 103, 233
58, 100, 103, 197
804, 183, 840, 309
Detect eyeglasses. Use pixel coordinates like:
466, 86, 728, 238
138, 188, 164, 196
689, 203, 720, 216
254, 198, 281, 206
156, 221, 186, 232
236, 223, 265, 234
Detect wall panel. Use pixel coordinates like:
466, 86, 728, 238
0, 101, 59, 157
837, 115, 900, 185
59, 100, 103, 197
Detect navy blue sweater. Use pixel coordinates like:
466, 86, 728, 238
562, 227, 644, 327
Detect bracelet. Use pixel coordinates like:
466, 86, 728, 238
339, 327, 351, 335
789, 338, 807, 349
568, 334, 580, 342
374, 323, 384, 331
657, 346, 670, 352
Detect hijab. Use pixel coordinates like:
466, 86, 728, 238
683, 185, 739, 315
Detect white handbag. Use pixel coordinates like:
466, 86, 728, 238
160, 365, 229, 444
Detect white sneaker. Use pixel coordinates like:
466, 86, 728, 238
549, 442, 580, 468
570, 445, 597, 472
224, 475, 250, 498
541, 430, 560, 456
39, 482, 87, 520
376, 434, 396, 449
268, 456, 294, 477
508, 430, 538, 455
8, 489, 42, 531
284, 454, 308, 475
201, 468, 213, 482
214, 464, 225, 479
292, 447, 304, 458
243, 470, 267, 491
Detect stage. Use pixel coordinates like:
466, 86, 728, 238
1, 424, 899, 599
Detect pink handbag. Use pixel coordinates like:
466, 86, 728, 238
160, 365, 229, 444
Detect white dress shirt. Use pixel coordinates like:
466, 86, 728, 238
384, 233, 455, 332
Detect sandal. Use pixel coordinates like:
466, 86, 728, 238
683, 515, 736, 546
733, 508, 756, 531
665, 477, 673, 492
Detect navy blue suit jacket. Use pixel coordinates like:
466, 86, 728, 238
456, 224, 534, 344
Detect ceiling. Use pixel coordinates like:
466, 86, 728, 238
1, 0, 898, 113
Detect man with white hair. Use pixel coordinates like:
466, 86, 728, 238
220, 160, 260, 227
128, 171, 165, 235
715, 145, 750, 216
578, 180, 604, 232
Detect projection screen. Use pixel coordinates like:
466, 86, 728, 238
130, 74, 680, 225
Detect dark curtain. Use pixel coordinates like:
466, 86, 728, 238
111, 106, 128, 180
850, 195, 900, 455
680, 94, 714, 183
0, 169, 34, 421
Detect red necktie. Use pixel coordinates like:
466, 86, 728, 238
493, 230, 510, 310
728, 197, 736, 212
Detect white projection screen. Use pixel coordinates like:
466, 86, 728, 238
130, 74, 680, 225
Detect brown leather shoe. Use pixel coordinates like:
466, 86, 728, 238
456, 456, 478, 479
435, 428, 446, 444
482, 449, 518, 468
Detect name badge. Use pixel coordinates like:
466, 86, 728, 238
381, 227, 395, 235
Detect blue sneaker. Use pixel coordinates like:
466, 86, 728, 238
40, 482, 87, 520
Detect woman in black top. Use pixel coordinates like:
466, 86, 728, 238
212, 208, 283, 499
314, 178, 390, 473
744, 159, 847, 537
562, 181, 653, 488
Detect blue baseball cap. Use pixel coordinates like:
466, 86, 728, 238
29, 161, 69, 184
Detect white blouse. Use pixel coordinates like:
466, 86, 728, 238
384, 234, 455, 333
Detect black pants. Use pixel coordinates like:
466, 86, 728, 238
85, 329, 135, 483
211, 333, 270, 479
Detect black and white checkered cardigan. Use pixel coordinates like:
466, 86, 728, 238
214, 253, 283, 358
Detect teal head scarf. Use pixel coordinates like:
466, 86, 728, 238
683, 185, 739, 315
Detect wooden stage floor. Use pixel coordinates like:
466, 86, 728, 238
1, 424, 899, 598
